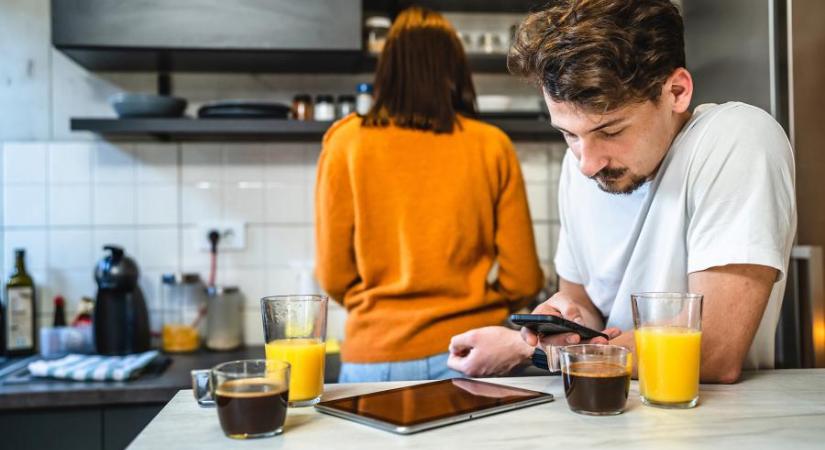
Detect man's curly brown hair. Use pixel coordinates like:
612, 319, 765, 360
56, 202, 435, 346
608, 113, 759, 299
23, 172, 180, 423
508, 0, 685, 113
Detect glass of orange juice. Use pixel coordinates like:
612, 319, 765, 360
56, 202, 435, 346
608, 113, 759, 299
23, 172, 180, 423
632, 292, 703, 409
261, 295, 328, 407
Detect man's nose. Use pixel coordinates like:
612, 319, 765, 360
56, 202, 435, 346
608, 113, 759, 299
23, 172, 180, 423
576, 141, 608, 178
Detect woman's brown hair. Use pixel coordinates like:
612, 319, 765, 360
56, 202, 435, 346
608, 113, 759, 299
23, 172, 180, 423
508, 0, 685, 113
362, 7, 477, 133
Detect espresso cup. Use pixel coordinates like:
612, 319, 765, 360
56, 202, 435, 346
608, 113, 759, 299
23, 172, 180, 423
550, 344, 631, 415
200, 359, 291, 439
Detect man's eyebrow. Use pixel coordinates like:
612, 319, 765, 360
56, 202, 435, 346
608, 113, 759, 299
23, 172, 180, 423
550, 117, 627, 135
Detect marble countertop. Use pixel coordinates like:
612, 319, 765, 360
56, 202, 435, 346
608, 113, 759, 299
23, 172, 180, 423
129, 369, 825, 450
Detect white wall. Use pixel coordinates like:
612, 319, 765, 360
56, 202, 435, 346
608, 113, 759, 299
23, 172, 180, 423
0, 0, 566, 345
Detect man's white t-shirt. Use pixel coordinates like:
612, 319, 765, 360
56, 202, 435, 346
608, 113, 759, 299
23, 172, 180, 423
554, 102, 796, 369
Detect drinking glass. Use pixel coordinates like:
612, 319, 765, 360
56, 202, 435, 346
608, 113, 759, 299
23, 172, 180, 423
556, 344, 631, 415
211, 359, 290, 439
631, 292, 703, 408
261, 295, 328, 407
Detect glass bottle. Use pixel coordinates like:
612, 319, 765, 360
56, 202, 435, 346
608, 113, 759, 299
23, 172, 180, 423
3, 249, 36, 356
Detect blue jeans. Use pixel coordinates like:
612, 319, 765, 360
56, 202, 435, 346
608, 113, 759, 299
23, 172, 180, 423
338, 352, 463, 383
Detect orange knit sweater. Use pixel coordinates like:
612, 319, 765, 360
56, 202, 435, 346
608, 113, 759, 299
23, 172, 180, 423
315, 114, 544, 363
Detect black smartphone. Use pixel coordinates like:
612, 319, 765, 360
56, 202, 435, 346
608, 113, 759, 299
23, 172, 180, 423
509, 314, 609, 340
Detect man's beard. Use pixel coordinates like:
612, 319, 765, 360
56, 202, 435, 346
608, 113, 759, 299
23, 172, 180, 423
591, 167, 648, 194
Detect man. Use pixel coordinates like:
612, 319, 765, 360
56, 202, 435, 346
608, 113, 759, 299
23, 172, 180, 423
447, 0, 796, 383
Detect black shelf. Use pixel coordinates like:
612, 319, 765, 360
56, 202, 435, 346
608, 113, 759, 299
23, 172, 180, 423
71, 117, 560, 141
59, 49, 509, 74
366, 0, 543, 14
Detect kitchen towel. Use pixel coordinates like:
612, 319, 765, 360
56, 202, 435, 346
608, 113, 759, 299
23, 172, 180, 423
27, 350, 160, 381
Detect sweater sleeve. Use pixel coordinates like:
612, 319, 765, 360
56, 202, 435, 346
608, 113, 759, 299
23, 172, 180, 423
491, 138, 546, 308
314, 136, 359, 304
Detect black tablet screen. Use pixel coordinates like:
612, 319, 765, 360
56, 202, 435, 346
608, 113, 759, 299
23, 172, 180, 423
317, 378, 550, 427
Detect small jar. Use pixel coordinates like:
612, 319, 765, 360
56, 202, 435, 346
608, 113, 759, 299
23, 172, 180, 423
355, 83, 373, 116
161, 273, 207, 353
292, 94, 313, 121
314, 95, 336, 121
365, 16, 391, 54
205, 286, 243, 351
336, 95, 356, 119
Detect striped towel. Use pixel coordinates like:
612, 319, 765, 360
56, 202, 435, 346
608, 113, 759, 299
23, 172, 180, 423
27, 351, 159, 381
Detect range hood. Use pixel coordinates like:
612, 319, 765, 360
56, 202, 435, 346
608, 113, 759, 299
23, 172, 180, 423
51, 0, 362, 72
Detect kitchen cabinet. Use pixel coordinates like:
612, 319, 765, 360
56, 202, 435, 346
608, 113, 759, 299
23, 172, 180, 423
0, 405, 161, 450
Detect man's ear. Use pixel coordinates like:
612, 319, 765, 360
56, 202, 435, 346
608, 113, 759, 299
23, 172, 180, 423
665, 67, 693, 114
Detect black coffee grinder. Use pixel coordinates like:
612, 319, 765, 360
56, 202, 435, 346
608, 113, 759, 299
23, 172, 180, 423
93, 245, 150, 355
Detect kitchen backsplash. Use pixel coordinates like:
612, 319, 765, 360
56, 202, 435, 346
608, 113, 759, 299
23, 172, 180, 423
0, 139, 565, 345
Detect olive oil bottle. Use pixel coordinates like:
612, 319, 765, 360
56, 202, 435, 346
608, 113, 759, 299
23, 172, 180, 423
3, 249, 36, 356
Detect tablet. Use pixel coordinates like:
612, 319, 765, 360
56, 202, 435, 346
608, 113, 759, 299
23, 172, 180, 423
314, 378, 554, 434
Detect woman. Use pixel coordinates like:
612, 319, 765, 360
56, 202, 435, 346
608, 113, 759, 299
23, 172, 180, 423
315, 7, 544, 382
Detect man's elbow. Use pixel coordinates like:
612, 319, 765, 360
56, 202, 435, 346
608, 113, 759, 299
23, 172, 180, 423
702, 364, 742, 384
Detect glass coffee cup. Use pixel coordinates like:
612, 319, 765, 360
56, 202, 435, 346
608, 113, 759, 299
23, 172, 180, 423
546, 344, 631, 415
211, 359, 290, 439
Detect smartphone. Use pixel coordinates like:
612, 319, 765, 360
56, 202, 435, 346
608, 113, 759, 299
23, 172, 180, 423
509, 314, 609, 340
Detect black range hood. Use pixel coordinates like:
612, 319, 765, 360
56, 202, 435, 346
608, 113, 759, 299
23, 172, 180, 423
52, 0, 363, 73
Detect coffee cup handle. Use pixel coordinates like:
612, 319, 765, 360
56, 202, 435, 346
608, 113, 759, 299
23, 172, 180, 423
533, 345, 563, 374
547, 345, 562, 374
191, 369, 215, 407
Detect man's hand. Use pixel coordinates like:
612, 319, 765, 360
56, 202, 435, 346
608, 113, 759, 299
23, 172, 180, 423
520, 291, 620, 349
447, 326, 534, 377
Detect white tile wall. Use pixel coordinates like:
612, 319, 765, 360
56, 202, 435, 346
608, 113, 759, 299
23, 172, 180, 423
93, 184, 136, 226
93, 142, 135, 184
181, 183, 222, 224
49, 143, 92, 183
48, 229, 93, 271
182, 143, 222, 183
135, 143, 179, 184
223, 183, 265, 223
3, 143, 47, 183
49, 185, 92, 226
3, 185, 47, 226
3, 229, 48, 271
135, 227, 180, 270
1, 139, 563, 345
137, 185, 179, 225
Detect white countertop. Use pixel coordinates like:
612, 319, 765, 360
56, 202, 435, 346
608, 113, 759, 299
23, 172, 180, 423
128, 369, 825, 450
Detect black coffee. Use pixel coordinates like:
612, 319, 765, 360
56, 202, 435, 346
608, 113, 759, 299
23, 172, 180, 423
562, 362, 629, 414
215, 378, 289, 438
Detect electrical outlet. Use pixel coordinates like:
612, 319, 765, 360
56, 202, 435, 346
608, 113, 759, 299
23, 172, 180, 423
195, 221, 246, 251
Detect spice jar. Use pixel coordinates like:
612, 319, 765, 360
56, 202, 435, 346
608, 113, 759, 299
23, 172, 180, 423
356, 83, 374, 116
314, 95, 336, 121
161, 273, 207, 353
292, 94, 313, 121
365, 16, 391, 54
336, 95, 356, 119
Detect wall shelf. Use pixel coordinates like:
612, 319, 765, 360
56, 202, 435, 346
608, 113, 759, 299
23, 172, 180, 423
70, 117, 561, 141
58, 50, 510, 74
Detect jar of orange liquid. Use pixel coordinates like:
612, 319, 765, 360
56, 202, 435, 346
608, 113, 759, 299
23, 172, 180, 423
262, 295, 328, 407
161, 273, 207, 352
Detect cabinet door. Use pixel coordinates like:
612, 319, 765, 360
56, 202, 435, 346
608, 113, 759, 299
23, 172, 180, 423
53, 0, 362, 51
103, 404, 164, 450
0, 408, 102, 450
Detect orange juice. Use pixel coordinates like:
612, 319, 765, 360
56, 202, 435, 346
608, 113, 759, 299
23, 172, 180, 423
265, 338, 326, 402
162, 324, 199, 352
635, 326, 701, 404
